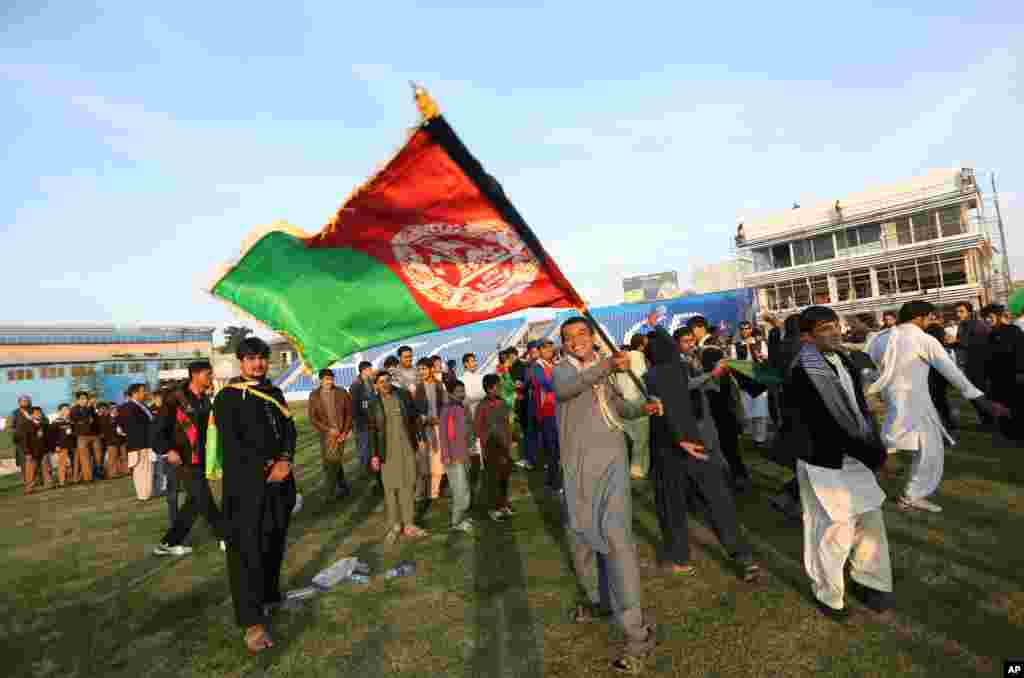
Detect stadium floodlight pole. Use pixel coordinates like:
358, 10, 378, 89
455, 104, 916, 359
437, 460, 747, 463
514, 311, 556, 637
412, 84, 648, 397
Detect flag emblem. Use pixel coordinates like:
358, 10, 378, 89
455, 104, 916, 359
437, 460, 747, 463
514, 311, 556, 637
392, 220, 540, 312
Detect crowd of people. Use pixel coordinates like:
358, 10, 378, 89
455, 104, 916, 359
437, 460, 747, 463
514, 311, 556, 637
5, 298, 1022, 668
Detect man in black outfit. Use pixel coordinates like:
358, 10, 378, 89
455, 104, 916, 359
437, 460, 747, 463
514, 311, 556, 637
954, 301, 995, 429
214, 337, 297, 654
686, 316, 750, 492
153, 360, 224, 556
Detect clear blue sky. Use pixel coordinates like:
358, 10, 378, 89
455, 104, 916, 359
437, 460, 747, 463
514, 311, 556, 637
3, 1, 1022, 333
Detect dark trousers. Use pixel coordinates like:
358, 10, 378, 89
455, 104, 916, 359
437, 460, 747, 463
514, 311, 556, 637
166, 466, 179, 528
538, 417, 561, 489
225, 476, 296, 628
928, 370, 956, 431
162, 466, 223, 546
652, 449, 751, 566
709, 396, 748, 480
483, 441, 511, 510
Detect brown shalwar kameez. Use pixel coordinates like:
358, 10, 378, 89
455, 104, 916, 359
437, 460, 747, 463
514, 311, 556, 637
369, 391, 419, 527
554, 356, 652, 657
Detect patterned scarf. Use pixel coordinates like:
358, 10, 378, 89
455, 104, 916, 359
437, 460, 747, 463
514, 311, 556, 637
565, 354, 623, 433
797, 344, 871, 441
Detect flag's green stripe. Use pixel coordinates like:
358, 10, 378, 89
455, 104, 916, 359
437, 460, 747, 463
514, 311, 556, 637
213, 231, 437, 369
724, 360, 785, 385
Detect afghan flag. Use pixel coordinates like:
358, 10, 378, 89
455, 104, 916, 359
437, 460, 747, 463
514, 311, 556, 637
208, 88, 584, 371
724, 360, 785, 398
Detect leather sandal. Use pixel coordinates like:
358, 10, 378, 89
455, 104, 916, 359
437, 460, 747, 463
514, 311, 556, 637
244, 625, 273, 654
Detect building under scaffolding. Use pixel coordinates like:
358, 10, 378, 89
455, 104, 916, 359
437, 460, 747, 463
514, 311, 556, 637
733, 167, 1008, 329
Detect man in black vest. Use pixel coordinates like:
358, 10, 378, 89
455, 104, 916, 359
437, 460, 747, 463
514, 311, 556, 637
686, 316, 750, 492
153, 360, 223, 556
214, 338, 296, 654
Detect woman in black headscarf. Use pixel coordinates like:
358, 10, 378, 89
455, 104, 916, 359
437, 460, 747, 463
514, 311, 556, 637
644, 327, 759, 581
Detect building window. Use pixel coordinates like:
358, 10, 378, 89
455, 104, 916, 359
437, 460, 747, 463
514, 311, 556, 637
753, 248, 773, 272
792, 240, 812, 266
896, 259, 919, 292
876, 267, 895, 296
940, 254, 967, 286
859, 223, 882, 250
763, 286, 778, 310
6, 370, 14, 382
893, 217, 913, 246
794, 278, 812, 307
836, 228, 858, 252
911, 210, 938, 242
811, 234, 835, 262
918, 257, 941, 291
938, 206, 965, 237
835, 271, 853, 302
851, 268, 872, 300
810, 275, 830, 304
771, 244, 792, 269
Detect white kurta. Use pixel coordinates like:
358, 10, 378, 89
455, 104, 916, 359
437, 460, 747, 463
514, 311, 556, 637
797, 354, 891, 609
867, 323, 983, 500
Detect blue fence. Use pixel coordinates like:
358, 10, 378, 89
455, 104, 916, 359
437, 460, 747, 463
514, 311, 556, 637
281, 317, 526, 393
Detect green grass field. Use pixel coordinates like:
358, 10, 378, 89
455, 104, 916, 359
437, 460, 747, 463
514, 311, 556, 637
1, 401, 1020, 677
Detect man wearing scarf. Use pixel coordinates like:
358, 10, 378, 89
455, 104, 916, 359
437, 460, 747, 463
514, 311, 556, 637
867, 301, 1006, 513
153, 360, 223, 556
554, 316, 660, 673
785, 306, 892, 620
213, 337, 297, 654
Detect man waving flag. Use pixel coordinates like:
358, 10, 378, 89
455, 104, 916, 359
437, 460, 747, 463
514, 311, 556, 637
208, 86, 584, 370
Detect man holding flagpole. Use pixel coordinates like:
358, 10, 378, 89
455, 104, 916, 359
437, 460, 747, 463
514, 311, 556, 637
555, 315, 661, 673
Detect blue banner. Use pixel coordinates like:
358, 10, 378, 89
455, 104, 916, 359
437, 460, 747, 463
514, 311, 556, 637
545, 288, 755, 347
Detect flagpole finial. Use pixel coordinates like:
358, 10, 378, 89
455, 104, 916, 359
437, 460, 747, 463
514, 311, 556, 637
411, 82, 440, 122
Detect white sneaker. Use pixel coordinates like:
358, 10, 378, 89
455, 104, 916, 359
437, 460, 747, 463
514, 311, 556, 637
153, 543, 193, 556
453, 520, 474, 534
219, 540, 226, 552
899, 496, 942, 513
489, 510, 507, 522
292, 493, 304, 515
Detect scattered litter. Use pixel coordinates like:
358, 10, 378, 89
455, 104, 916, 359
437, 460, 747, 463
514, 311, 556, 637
349, 574, 370, 585
286, 586, 319, 602
312, 557, 372, 590
384, 560, 416, 579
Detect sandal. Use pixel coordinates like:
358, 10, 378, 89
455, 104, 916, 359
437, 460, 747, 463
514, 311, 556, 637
244, 625, 274, 654
384, 526, 401, 545
402, 526, 430, 538
666, 564, 696, 577
611, 654, 645, 674
571, 602, 613, 623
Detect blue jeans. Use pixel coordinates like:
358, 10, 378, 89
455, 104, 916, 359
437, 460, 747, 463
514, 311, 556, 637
540, 417, 561, 489
445, 462, 471, 526
354, 427, 370, 467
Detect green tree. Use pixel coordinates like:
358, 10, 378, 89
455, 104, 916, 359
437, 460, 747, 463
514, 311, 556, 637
221, 326, 253, 355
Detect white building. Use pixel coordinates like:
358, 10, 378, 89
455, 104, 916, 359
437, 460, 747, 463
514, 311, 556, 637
735, 168, 998, 328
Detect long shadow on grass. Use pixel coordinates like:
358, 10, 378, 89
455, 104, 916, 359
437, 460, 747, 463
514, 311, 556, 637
469, 470, 544, 678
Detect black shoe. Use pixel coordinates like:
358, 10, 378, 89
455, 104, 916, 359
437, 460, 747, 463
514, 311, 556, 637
850, 580, 894, 613
816, 600, 850, 621
732, 474, 752, 493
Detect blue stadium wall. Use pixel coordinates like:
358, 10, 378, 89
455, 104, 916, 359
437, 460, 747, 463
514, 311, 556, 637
1, 361, 162, 416
543, 289, 756, 346
280, 317, 526, 395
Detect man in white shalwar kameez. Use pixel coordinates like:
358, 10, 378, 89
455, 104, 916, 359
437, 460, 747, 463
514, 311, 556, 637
731, 321, 771, 445
782, 306, 893, 619
867, 301, 1005, 514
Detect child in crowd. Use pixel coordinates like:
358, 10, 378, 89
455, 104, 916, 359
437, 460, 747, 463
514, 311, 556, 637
48, 404, 75, 487
439, 381, 474, 533
475, 374, 514, 522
